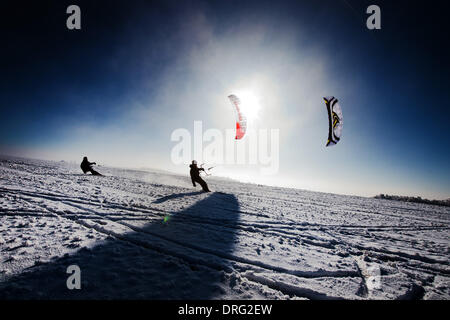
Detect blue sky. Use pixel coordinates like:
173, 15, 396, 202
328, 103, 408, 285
1, 0, 449, 199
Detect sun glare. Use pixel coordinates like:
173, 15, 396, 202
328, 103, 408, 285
235, 90, 261, 122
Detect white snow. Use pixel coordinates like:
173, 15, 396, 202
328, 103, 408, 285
0, 155, 449, 299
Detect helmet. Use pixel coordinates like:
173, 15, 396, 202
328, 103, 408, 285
192, 160, 197, 165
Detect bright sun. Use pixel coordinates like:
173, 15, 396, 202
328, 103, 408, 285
235, 90, 261, 122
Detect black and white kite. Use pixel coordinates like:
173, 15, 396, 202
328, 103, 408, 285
323, 96, 343, 147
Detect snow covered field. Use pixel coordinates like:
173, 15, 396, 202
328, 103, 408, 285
0, 156, 448, 300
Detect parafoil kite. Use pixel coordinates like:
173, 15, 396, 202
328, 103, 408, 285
323, 96, 343, 147
228, 94, 247, 140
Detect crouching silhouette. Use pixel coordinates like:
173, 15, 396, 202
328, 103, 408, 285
80, 156, 102, 176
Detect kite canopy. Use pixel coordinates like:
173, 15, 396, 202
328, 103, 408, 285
228, 94, 247, 140
323, 96, 343, 147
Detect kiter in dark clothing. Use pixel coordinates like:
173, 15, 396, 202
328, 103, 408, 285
189, 160, 210, 192
80, 156, 102, 176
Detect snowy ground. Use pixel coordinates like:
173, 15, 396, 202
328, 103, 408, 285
0, 156, 448, 300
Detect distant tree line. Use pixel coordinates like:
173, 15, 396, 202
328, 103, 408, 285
374, 194, 450, 207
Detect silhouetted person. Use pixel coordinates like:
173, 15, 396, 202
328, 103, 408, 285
190, 160, 210, 192
80, 156, 102, 176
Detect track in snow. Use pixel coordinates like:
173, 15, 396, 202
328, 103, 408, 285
0, 156, 449, 299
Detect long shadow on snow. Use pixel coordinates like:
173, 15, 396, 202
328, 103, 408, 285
0, 192, 239, 299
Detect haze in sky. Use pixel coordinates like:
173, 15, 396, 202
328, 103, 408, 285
1, 0, 449, 199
